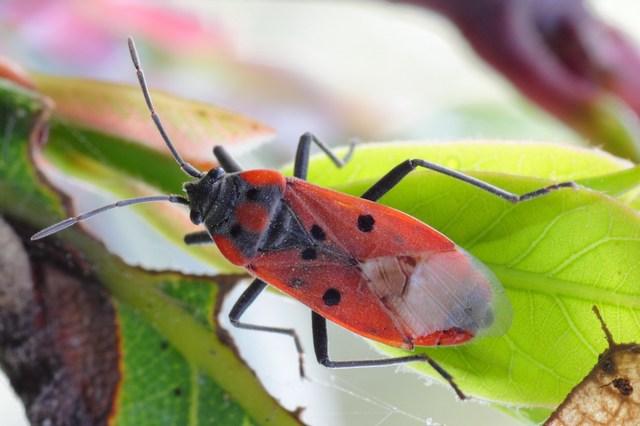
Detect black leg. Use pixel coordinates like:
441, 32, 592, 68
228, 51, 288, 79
294, 132, 356, 180
184, 231, 213, 246
311, 312, 466, 399
361, 159, 576, 202
230, 279, 306, 377
213, 145, 244, 173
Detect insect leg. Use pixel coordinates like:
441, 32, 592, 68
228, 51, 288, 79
229, 278, 306, 377
361, 159, 576, 202
213, 146, 244, 173
294, 132, 357, 180
183, 231, 213, 246
311, 312, 466, 399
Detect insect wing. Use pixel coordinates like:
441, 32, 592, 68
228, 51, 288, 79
249, 179, 512, 348
284, 178, 455, 258
250, 249, 417, 348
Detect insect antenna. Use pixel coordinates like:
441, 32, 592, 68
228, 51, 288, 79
31, 38, 203, 241
127, 37, 203, 179
31, 194, 190, 240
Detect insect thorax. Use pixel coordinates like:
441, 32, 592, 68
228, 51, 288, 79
189, 170, 313, 261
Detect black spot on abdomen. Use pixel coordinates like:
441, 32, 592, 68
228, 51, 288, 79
322, 288, 341, 306
357, 214, 375, 232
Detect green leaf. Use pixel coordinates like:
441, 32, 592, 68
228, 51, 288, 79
0, 79, 62, 229
0, 76, 299, 425
32, 74, 275, 166
296, 141, 632, 185
576, 164, 640, 197
105, 266, 295, 426
299, 142, 640, 416
580, 95, 640, 162
5, 66, 640, 424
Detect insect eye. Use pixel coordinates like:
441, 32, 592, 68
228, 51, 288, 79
190, 209, 203, 225
209, 167, 225, 179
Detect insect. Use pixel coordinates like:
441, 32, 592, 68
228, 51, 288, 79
32, 37, 576, 400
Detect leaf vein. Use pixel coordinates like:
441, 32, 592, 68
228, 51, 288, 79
548, 237, 640, 276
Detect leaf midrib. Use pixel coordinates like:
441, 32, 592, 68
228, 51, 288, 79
493, 265, 640, 308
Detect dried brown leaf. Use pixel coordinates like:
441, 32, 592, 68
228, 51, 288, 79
545, 306, 639, 426
0, 217, 120, 425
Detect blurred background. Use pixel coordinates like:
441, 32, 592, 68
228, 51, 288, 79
1, 1, 639, 425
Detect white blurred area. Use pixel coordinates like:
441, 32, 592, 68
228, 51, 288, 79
2, 1, 639, 425
0, 372, 27, 426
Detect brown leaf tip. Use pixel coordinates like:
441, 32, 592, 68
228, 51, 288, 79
545, 306, 640, 425
592, 305, 616, 348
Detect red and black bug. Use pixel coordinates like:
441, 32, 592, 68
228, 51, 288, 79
32, 38, 575, 399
